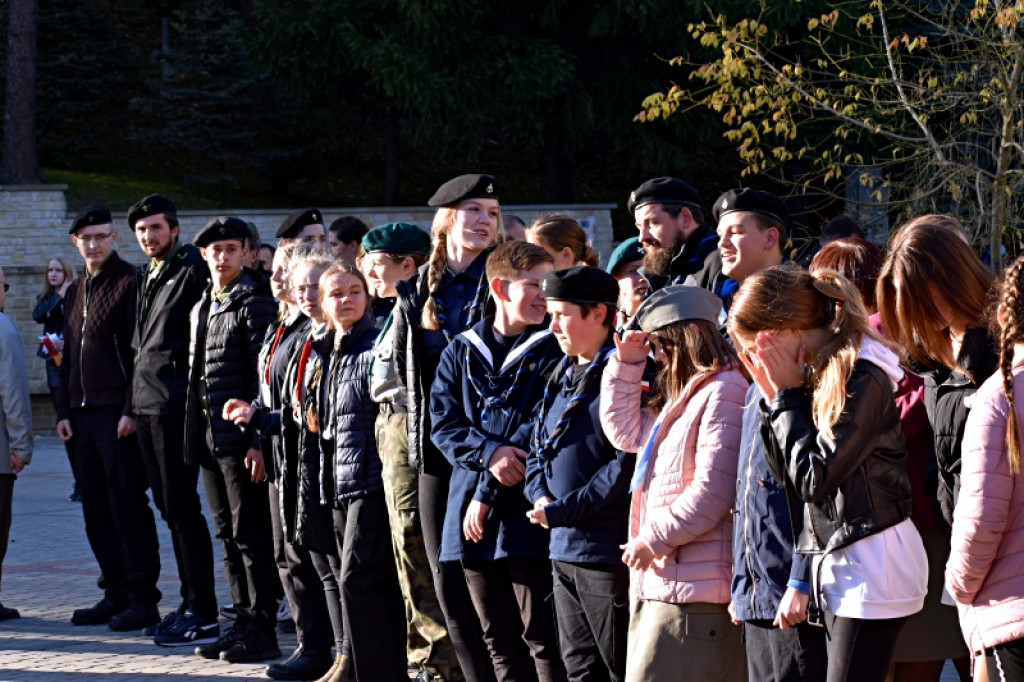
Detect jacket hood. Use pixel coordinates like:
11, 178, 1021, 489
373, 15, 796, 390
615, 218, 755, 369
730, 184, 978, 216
859, 335, 903, 390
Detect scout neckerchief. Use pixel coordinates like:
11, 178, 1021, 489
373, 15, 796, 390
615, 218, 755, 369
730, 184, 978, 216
532, 344, 615, 474
461, 326, 551, 428
629, 407, 669, 493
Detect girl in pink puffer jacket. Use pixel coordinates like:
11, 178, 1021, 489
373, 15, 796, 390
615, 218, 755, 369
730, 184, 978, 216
599, 285, 747, 682
947, 253, 1024, 682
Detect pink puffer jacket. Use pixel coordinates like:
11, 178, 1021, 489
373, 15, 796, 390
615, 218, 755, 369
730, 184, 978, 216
600, 355, 746, 605
946, 355, 1024, 654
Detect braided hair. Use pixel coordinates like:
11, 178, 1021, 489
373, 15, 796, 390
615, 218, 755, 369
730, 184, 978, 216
997, 254, 1024, 474
421, 208, 457, 330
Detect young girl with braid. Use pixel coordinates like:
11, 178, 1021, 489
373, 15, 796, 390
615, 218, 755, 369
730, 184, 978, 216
390, 174, 502, 682
946, 253, 1024, 682
729, 265, 928, 682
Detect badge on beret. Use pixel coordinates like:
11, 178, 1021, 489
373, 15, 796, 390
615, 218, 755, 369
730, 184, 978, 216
486, 183, 494, 194
630, 192, 637, 202
720, 199, 728, 208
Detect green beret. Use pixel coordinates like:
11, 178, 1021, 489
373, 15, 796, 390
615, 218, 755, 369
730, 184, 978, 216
633, 284, 722, 333
194, 216, 250, 248
428, 174, 499, 207
70, 205, 113, 235
362, 222, 431, 255
540, 265, 619, 306
606, 237, 645, 276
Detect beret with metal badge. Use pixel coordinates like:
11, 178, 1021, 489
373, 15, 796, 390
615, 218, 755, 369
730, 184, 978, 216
712, 188, 790, 239
362, 222, 431, 255
428, 174, 500, 208
194, 216, 250, 248
127, 194, 177, 228
540, 265, 620, 306
627, 177, 702, 216
633, 284, 723, 333
70, 205, 113, 235
276, 208, 324, 239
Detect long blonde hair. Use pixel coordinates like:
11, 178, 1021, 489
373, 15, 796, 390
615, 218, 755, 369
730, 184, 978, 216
728, 264, 882, 439
40, 256, 75, 298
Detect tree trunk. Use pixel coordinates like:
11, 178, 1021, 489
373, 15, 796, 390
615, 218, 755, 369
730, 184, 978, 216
1, 0, 38, 184
989, 44, 1024, 275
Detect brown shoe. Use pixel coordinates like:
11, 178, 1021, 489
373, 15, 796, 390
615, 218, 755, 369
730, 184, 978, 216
313, 653, 350, 682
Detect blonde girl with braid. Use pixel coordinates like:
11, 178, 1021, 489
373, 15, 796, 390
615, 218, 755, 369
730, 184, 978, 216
728, 264, 927, 682
946, 254, 1024, 682
389, 174, 503, 682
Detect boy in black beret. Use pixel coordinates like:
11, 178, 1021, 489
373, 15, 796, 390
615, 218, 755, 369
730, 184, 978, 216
713, 188, 787, 305
628, 176, 728, 298
429, 241, 567, 681
526, 265, 634, 680
185, 217, 281, 663
276, 208, 326, 247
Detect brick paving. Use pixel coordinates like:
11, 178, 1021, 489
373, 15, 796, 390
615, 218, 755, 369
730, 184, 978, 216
0, 436, 297, 681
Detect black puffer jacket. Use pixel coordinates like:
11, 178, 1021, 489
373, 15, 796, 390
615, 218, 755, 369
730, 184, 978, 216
184, 270, 277, 463
763, 359, 912, 554
919, 325, 998, 525
318, 314, 382, 505
132, 243, 209, 415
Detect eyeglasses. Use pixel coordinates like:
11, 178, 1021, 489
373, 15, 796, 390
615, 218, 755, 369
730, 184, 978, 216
75, 230, 113, 245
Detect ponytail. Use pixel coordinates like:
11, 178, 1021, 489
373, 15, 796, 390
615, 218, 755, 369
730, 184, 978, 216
581, 243, 600, 268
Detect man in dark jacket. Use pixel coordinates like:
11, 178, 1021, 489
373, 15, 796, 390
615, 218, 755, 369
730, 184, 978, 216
629, 177, 731, 298
185, 217, 280, 664
56, 205, 162, 632
129, 194, 219, 646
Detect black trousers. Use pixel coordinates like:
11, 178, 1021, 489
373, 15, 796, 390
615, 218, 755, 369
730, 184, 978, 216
462, 557, 567, 682
48, 386, 77, 484
0, 474, 13, 592
70, 405, 161, 606
743, 618, 828, 682
988, 637, 1024, 682
331, 492, 407, 681
268, 481, 332, 653
824, 612, 908, 682
551, 560, 629, 682
135, 414, 217, 621
420, 470, 496, 682
309, 548, 348, 655
198, 432, 277, 630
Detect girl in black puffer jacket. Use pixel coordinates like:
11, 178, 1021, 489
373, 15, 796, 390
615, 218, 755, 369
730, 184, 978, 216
311, 262, 406, 682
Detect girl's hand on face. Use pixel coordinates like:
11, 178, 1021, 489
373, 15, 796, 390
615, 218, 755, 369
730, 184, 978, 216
756, 331, 806, 394
739, 343, 776, 401
613, 330, 650, 365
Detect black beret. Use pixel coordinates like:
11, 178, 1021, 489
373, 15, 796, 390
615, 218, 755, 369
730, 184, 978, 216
193, 216, 250, 248
713, 188, 790, 238
127, 194, 177, 228
606, 237, 645, 276
540, 265, 620, 306
70, 205, 113, 235
627, 177, 701, 215
633, 284, 723, 333
428, 174, 499, 208
276, 208, 324, 239
362, 222, 431, 255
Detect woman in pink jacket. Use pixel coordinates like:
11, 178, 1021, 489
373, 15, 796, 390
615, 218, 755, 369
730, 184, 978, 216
600, 285, 747, 682
947, 253, 1024, 682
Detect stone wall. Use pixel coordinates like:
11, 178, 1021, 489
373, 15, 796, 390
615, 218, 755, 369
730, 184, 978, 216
0, 186, 615, 433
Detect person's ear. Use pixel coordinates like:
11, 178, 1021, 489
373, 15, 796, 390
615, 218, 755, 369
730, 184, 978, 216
560, 246, 573, 264
490, 277, 510, 302
589, 303, 607, 323
401, 257, 415, 276
764, 226, 780, 251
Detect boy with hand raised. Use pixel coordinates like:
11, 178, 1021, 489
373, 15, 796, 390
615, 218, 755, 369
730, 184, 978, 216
526, 266, 634, 681
430, 241, 567, 682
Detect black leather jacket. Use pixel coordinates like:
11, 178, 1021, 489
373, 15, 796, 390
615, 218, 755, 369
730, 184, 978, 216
762, 359, 912, 554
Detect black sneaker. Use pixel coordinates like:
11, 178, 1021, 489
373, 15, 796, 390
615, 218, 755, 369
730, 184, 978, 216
0, 604, 20, 621
109, 603, 160, 632
219, 603, 239, 620
154, 610, 219, 647
143, 610, 184, 637
195, 623, 245, 659
71, 597, 126, 626
219, 627, 281, 664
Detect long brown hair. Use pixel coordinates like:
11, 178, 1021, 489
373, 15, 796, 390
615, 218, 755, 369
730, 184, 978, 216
528, 214, 599, 267
647, 319, 739, 413
809, 237, 883, 312
40, 256, 75, 298
996, 254, 1024, 474
728, 264, 881, 439
877, 215, 994, 373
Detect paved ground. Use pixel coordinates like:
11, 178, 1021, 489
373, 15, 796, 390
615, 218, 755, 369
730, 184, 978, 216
0, 436, 298, 681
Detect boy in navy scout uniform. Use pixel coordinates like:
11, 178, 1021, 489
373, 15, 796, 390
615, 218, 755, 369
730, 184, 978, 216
430, 241, 568, 682
184, 217, 280, 664
525, 266, 634, 681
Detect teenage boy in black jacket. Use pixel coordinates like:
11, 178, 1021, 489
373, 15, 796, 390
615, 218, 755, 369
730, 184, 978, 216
129, 194, 219, 646
430, 241, 567, 682
525, 266, 634, 680
184, 217, 279, 664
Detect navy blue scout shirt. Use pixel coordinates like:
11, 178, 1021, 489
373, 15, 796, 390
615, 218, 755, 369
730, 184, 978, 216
731, 382, 812, 622
525, 352, 635, 565
422, 251, 490, 359
430, 317, 563, 563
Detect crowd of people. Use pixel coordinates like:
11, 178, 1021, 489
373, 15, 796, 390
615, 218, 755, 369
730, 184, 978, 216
0, 173, 1022, 682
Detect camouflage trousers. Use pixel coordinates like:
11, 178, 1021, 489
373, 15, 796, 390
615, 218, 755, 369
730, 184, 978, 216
376, 407, 462, 681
